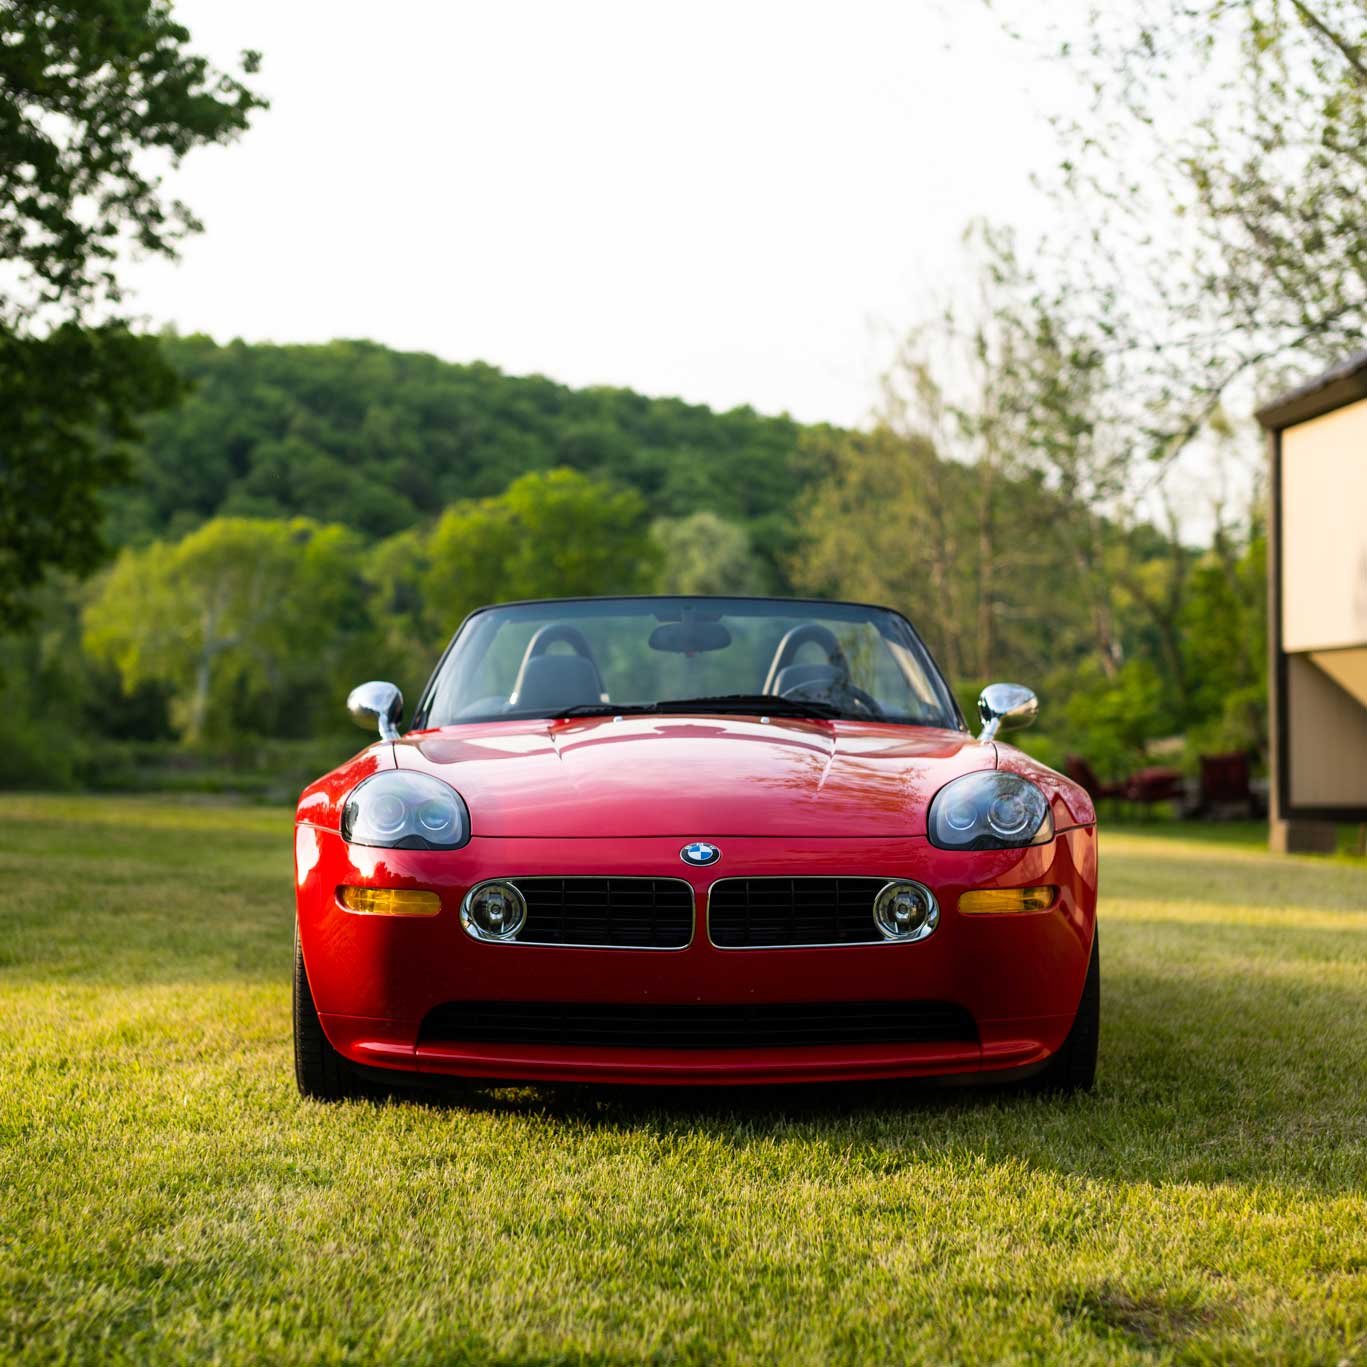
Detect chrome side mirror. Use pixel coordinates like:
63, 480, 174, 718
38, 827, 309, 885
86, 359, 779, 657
347, 680, 404, 741
977, 683, 1038, 742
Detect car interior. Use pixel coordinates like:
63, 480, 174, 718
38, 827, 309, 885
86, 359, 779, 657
453, 616, 893, 721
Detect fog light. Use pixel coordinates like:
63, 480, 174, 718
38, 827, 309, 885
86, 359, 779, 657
336, 885, 441, 916
461, 880, 527, 941
872, 880, 938, 942
959, 885, 1057, 914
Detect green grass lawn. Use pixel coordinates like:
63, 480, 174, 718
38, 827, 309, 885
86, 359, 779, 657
2, 796, 1366, 1366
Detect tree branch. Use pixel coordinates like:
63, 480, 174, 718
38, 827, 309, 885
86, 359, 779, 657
1287, 0, 1367, 87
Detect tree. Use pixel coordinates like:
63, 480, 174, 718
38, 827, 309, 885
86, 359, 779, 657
363, 526, 437, 705
422, 469, 661, 630
651, 512, 771, 596
83, 518, 367, 741
792, 233, 1137, 690
0, 1, 265, 626
1179, 507, 1269, 757
105, 335, 818, 589
873, 245, 1094, 683
1000, 0, 1367, 451
791, 425, 977, 680
787, 231, 1249, 777
0, 326, 179, 631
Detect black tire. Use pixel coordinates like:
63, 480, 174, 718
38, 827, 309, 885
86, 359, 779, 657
1030, 929, 1100, 1093
293, 927, 354, 1101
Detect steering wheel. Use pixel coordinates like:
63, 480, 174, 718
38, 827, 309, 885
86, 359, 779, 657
778, 670, 884, 719
511, 624, 606, 698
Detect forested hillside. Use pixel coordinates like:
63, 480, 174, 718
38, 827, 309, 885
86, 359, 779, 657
2, 332, 1266, 794
106, 335, 826, 579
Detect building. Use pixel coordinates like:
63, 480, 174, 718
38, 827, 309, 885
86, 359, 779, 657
1257, 353, 1367, 852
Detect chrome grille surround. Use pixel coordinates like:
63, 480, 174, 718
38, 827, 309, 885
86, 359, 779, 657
706, 876, 940, 949
462, 876, 695, 949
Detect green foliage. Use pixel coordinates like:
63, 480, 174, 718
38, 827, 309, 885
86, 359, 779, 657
1063, 659, 1176, 780
362, 526, 434, 707
75, 474, 659, 749
0, 325, 179, 630
0, 615, 83, 790
790, 251, 1271, 782
108, 336, 821, 584
423, 469, 660, 627
2, 298, 1268, 781
0, 1, 264, 314
0, 576, 173, 789
83, 518, 374, 742
1179, 533, 1268, 755
651, 511, 771, 595
790, 423, 1124, 690
791, 427, 968, 671
1, 300, 1268, 784
0, 1, 265, 625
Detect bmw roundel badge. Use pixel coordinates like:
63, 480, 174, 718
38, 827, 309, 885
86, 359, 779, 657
680, 841, 721, 867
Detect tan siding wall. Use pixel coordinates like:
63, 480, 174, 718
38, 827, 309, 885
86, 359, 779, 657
1281, 397, 1367, 653
1286, 655, 1367, 808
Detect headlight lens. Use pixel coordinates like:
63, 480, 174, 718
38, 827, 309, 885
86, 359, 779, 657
341, 772, 470, 850
928, 771, 1053, 851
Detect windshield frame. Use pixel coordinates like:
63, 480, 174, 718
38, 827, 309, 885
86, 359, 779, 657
410, 595, 967, 733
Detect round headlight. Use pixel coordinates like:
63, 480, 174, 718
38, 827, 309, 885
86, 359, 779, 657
872, 880, 939, 942
461, 881, 527, 941
986, 790, 1032, 838
341, 772, 470, 851
942, 795, 979, 833
928, 771, 1053, 851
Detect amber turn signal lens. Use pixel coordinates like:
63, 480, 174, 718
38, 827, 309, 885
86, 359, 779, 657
336, 885, 441, 916
959, 885, 1057, 914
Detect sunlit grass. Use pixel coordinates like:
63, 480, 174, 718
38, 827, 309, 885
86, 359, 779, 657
2, 795, 1366, 1365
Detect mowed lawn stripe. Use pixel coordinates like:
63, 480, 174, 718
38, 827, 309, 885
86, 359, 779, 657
2, 796, 1365, 1365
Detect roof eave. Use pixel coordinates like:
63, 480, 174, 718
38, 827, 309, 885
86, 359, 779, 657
1256, 350, 1367, 431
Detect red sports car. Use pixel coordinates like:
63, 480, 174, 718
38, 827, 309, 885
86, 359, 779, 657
293, 596, 1098, 1099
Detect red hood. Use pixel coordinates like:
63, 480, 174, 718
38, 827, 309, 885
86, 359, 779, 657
393, 715, 996, 838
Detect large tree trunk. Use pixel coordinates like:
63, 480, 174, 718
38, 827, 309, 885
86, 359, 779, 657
189, 649, 212, 742
188, 602, 220, 742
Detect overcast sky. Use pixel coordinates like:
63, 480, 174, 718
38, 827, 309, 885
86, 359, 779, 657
124, 0, 1070, 429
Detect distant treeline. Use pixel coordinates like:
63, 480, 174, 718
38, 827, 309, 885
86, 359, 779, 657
3, 335, 1266, 792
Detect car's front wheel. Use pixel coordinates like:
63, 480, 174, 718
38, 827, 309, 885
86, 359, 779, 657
1029, 929, 1100, 1093
293, 927, 355, 1101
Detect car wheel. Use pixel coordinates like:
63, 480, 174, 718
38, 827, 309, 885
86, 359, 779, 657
1030, 929, 1100, 1093
293, 927, 355, 1101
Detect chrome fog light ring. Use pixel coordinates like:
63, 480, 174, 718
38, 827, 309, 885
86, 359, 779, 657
872, 879, 939, 943
460, 880, 528, 942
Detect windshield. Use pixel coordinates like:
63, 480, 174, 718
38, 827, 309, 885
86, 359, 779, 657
419, 597, 962, 729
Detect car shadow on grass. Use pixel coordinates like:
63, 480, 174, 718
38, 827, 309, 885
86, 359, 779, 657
354, 953, 1367, 1196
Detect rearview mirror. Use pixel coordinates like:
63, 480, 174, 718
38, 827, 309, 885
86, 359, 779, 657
648, 620, 732, 654
977, 683, 1038, 742
347, 680, 404, 741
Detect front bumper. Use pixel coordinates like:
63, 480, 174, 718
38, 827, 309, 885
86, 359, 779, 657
294, 825, 1097, 1086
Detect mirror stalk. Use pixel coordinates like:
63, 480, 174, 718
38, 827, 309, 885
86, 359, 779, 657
347, 681, 404, 741
977, 683, 1038, 742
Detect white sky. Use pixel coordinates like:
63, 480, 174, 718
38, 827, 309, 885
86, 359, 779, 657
124, 0, 1071, 429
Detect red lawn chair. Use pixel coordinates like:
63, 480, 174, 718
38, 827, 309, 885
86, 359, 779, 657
1125, 766, 1186, 814
1065, 755, 1127, 803
1197, 751, 1265, 818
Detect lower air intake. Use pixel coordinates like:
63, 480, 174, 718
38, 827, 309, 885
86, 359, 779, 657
419, 1000, 977, 1050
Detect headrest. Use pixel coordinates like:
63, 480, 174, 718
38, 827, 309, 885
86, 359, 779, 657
510, 654, 603, 712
